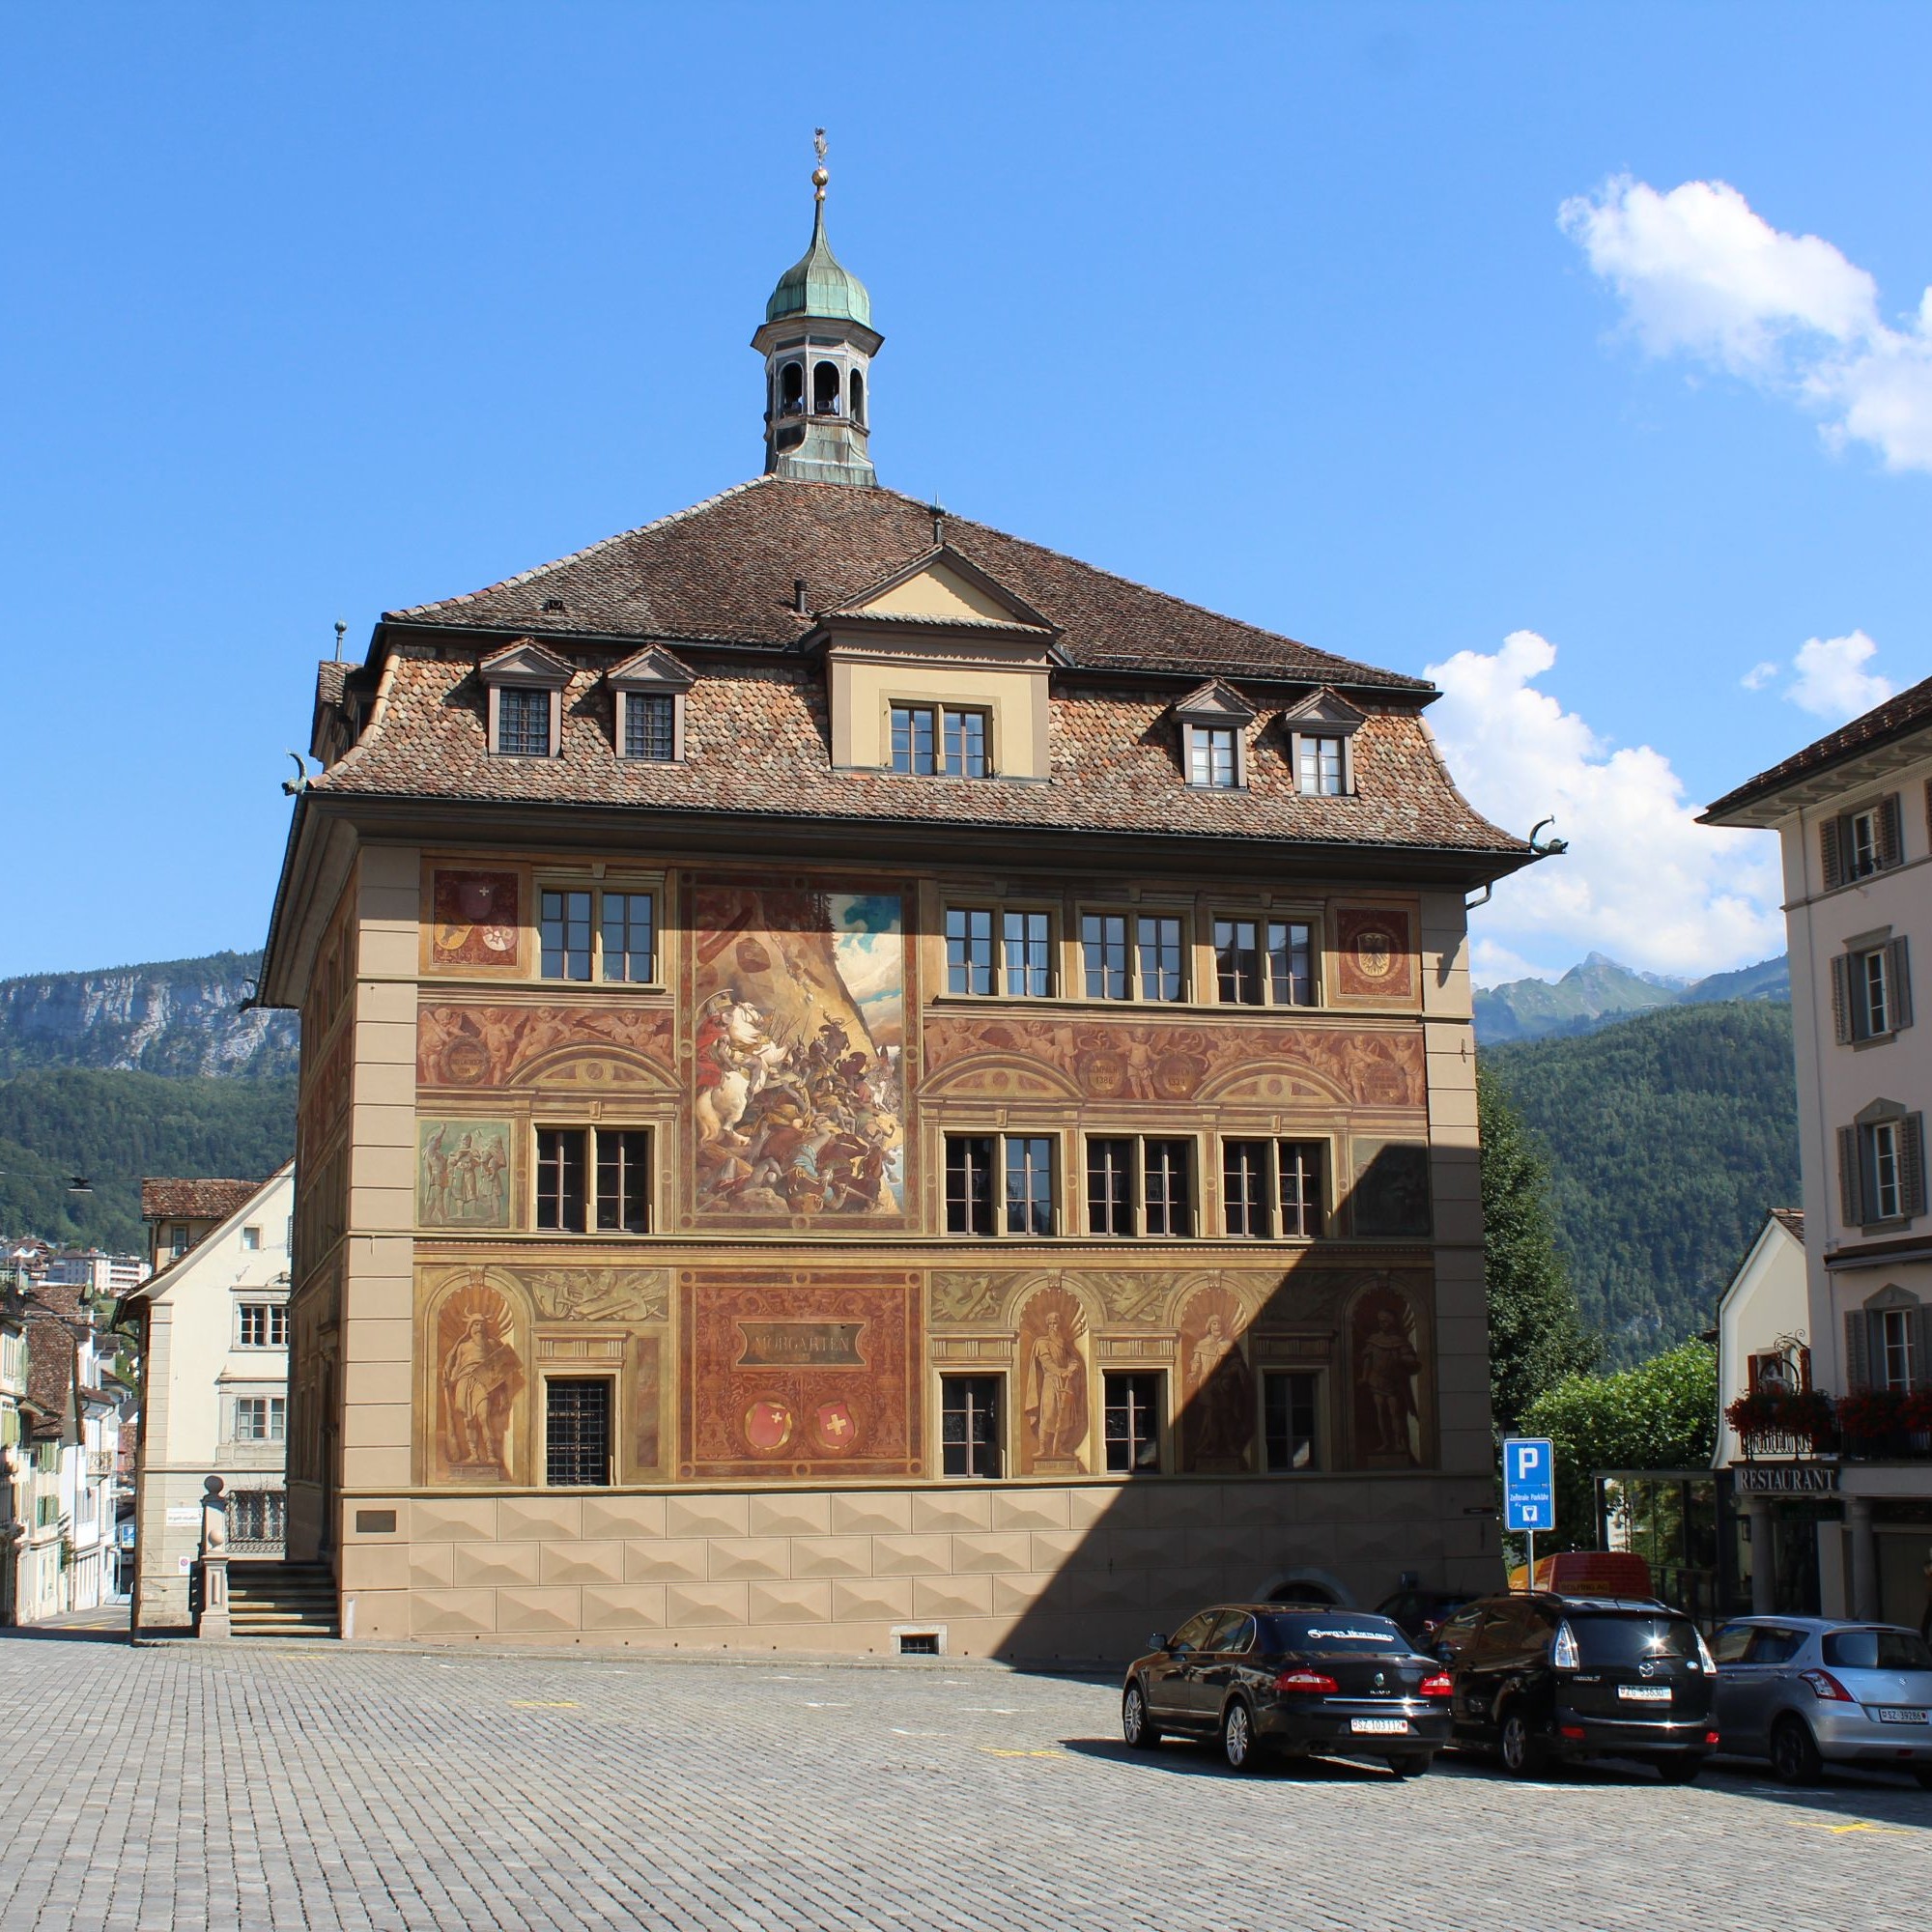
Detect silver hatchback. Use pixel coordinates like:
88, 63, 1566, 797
1714, 1616, 1932, 1785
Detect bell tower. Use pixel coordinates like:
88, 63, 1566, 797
753, 131, 882, 487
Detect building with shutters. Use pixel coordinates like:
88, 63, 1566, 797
253, 161, 1539, 1654
124, 1169, 295, 1630
1706, 679, 1932, 1633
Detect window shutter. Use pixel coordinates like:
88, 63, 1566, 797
1844, 1309, 1871, 1391
1904, 1113, 1927, 1218
1796, 1345, 1812, 1392
1889, 937, 1913, 1032
1821, 818, 1844, 891
1914, 1303, 1931, 1393
1879, 793, 1904, 868
1838, 1124, 1862, 1227
1831, 954, 1853, 1043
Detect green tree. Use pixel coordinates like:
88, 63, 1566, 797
1479, 1065, 1599, 1434
1519, 1339, 1718, 1552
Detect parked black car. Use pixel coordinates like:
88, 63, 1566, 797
1377, 1587, 1473, 1646
1434, 1592, 1719, 1780
1122, 1604, 1454, 1776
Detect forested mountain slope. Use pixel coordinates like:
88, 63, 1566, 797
1482, 1000, 1799, 1364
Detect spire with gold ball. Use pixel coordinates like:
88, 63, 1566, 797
754, 131, 881, 486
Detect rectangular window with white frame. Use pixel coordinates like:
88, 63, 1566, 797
1833, 935, 1912, 1044
1080, 911, 1187, 1001
235, 1396, 287, 1443
890, 702, 989, 777
494, 685, 554, 757
944, 905, 1054, 997
1084, 1134, 1196, 1236
1822, 793, 1903, 888
1839, 1108, 1926, 1229
940, 1375, 1004, 1477
944, 1133, 1057, 1236
1186, 724, 1239, 789
1102, 1370, 1164, 1472
1212, 916, 1317, 1007
1263, 1371, 1321, 1471
535, 1126, 653, 1235
1221, 1138, 1327, 1239
1296, 734, 1347, 796
238, 1303, 288, 1349
538, 883, 657, 983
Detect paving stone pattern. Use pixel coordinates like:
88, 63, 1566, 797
0, 1632, 1925, 1932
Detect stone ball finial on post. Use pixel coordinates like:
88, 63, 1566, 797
198, 1474, 231, 1639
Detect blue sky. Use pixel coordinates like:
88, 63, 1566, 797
4, 5, 1927, 983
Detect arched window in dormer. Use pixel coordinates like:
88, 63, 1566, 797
813, 360, 841, 416
849, 369, 866, 425
779, 361, 805, 416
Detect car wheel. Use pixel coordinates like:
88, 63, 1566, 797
1122, 1682, 1161, 1750
1655, 1755, 1703, 1785
1499, 1707, 1548, 1778
1770, 1716, 1824, 1787
1220, 1699, 1260, 1774
1389, 1753, 1434, 1778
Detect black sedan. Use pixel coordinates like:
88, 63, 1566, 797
1122, 1604, 1454, 1776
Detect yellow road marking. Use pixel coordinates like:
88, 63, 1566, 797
509, 1700, 580, 1709
980, 1747, 1065, 1759
1795, 1820, 1910, 1835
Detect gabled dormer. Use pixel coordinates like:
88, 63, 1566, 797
1281, 686, 1368, 797
816, 545, 1061, 781
480, 639, 572, 758
1172, 678, 1258, 789
606, 645, 693, 763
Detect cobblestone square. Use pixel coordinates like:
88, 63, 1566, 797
0, 1628, 1924, 1932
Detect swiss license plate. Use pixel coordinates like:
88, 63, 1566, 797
1351, 1718, 1409, 1735
1875, 1707, 1928, 1724
1618, 1685, 1671, 1702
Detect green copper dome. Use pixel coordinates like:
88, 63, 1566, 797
765, 202, 872, 327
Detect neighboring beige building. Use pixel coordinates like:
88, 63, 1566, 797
1714, 1210, 1810, 1472
124, 1169, 293, 1632
1707, 681, 1932, 1632
253, 171, 1536, 1656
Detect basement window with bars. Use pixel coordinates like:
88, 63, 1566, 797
545, 1378, 612, 1487
535, 1127, 654, 1234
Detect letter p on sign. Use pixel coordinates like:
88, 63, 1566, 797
1501, 1435, 1555, 1532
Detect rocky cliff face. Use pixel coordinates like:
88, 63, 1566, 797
0, 951, 298, 1078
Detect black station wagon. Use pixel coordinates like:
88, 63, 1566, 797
1122, 1604, 1454, 1776
1434, 1592, 1719, 1779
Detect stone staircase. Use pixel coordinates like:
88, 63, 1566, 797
225, 1561, 338, 1639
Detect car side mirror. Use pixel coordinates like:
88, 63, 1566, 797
1149, 1632, 1170, 1654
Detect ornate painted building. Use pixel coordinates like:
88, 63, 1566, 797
257, 167, 1532, 1654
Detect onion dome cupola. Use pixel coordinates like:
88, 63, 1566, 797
753, 131, 882, 487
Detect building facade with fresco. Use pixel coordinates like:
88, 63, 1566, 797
256, 171, 1533, 1654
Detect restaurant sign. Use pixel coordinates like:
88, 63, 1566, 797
1735, 1462, 1839, 1494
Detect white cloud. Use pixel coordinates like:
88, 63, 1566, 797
1469, 937, 1564, 990
1786, 630, 1892, 721
1427, 630, 1784, 980
1740, 661, 1778, 692
1561, 176, 1932, 472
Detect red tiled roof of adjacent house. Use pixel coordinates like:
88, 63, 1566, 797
23, 1320, 74, 1429
385, 476, 1435, 691
1703, 675, 1932, 821
312, 656, 1520, 855
25, 1282, 88, 1323
140, 1179, 262, 1224
1771, 1208, 1804, 1241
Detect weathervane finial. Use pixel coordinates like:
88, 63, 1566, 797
812, 128, 829, 202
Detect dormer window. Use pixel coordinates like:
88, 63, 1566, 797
480, 639, 572, 758
892, 703, 988, 777
1188, 726, 1238, 789
607, 645, 692, 764
1171, 679, 1255, 790
1297, 735, 1345, 796
1282, 687, 1368, 798
497, 688, 553, 757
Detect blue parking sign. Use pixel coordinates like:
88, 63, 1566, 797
1502, 1436, 1555, 1532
